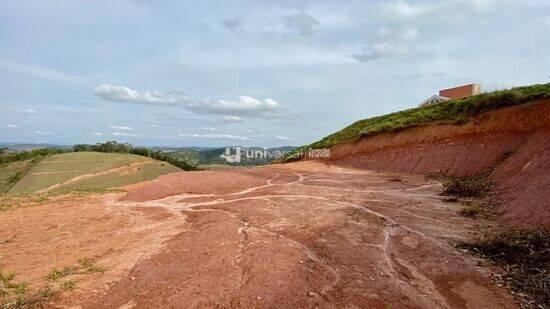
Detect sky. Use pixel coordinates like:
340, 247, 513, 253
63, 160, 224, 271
0, 0, 549, 147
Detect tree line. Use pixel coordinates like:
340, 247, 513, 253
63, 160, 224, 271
0, 147, 68, 165
73, 141, 196, 170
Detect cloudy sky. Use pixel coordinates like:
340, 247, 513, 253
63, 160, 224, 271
0, 0, 548, 147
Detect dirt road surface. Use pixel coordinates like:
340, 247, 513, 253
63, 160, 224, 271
0, 162, 517, 308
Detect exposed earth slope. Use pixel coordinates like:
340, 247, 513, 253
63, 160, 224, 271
318, 100, 550, 228
0, 162, 517, 308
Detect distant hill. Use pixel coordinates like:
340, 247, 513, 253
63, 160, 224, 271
165, 146, 297, 166
0, 143, 72, 152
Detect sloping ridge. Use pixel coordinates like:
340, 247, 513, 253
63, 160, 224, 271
322, 99, 550, 229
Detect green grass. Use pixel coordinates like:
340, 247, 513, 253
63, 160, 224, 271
1, 286, 56, 309
6, 152, 180, 194
60, 280, 75, 291
283, 83, 550, 161
1, 259, 103, 308
77, 258, 105, 274
456, 229, 550, 308
0, 269, 53, 309
54, 161, 180, 193
8, 152, 141, 194
47, 267, 76, 281
0, 160, 38, 194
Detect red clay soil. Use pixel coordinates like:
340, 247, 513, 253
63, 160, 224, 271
326, 100, 550, 229
0, 162, 522, 308
73, 162, 517, 308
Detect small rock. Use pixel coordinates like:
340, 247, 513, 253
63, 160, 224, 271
308, 292, 317, 297
130, 276, 136, 281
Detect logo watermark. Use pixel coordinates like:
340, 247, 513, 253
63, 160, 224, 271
220, 146, 330, 164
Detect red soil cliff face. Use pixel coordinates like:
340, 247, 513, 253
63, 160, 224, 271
324, 100, 550, 228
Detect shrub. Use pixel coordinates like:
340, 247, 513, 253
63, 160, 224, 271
442, 175, 491, 198
456, 229, 550, 308
458, 206, 482, 218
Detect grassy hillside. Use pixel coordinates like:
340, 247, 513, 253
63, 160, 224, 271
0, 160, 37, 193
284, 83, 550, 161
7, 152, 180, 194
54, 160, 180, 193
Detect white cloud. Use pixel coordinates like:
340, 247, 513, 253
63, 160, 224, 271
201, 127, 216, 131
34, 131, 52, 135
188, 96, 284, 119
150, 124, 158, 128
221, 115, 243, 123
109, 125, 134, 131
94, 84, 287, 120
381, 1, 434, 19
6, 124, 18, 128
178, 133, 251, 140
110, 132, 139, 137
275, 135, 296, 141
94, 84, 186, 106
282, 13, 320, 36
92, 132, 103, 136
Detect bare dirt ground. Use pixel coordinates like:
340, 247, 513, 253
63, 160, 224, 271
0, 161, 517, 308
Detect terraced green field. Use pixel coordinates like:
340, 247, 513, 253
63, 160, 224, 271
7, 152, 181, 194
0, 160, 36, 193
55, 160, 180, 193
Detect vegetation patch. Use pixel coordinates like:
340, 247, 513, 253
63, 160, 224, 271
282, 83, 550, 161
442, 175, 491, 198
1, 268, 57, 309
457, 205, 483, 218
1, 259, 103, 308
48, 258, 105, 282
78, 258, 106, 274
1, 287, 57, 309
60, 280, 76, 291
47, 267, 77, 281
0, 194, 49, 213
456, 229, 550, 308
440, 174, 495, 219
0, 159, 42, 194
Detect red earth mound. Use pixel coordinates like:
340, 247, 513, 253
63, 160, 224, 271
322, 100, 550, 229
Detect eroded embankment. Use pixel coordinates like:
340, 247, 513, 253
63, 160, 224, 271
325, 100, 550, 228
